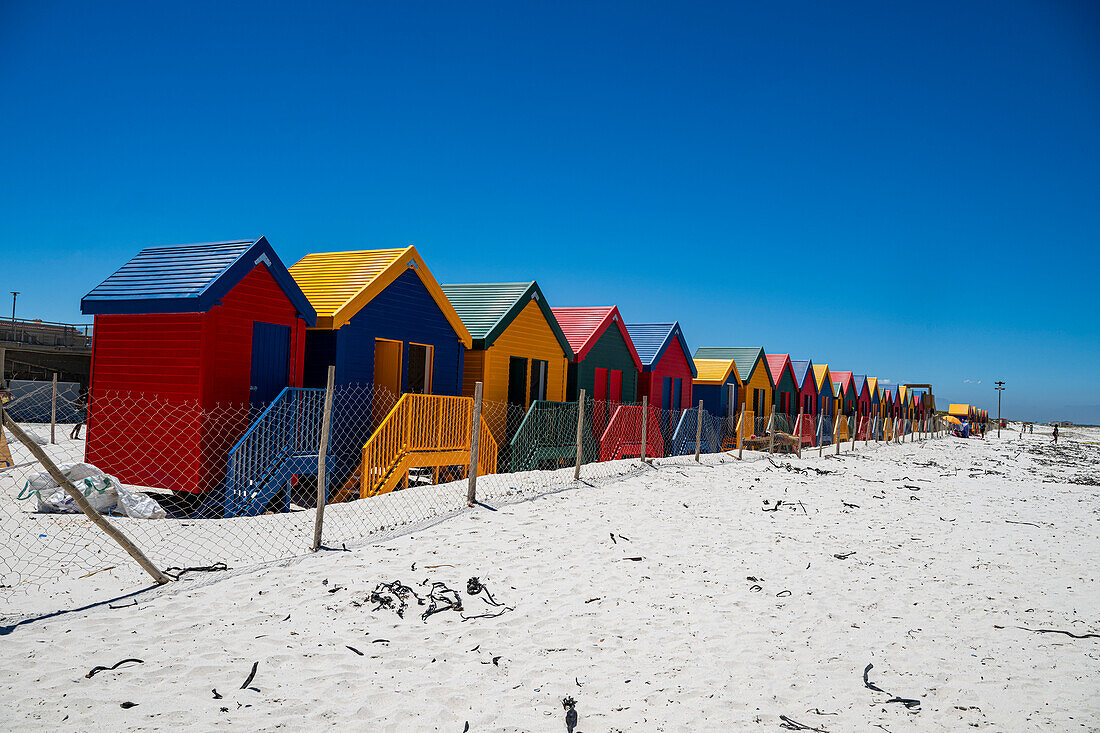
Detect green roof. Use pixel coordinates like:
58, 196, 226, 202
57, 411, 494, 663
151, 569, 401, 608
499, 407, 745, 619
694, 347, 769, 386
440, 281, 574, 357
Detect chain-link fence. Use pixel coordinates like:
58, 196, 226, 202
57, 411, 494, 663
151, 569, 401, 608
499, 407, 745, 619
0, 380, 950, 593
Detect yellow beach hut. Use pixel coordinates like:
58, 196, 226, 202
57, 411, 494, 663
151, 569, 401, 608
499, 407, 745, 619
440, 281, 574, 445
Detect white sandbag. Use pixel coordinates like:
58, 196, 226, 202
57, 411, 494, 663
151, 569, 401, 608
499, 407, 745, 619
32, 463, 118, 514
24, 462, 165, 518
116, 486, 166, 520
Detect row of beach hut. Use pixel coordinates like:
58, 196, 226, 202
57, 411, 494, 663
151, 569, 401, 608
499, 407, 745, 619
77, 239, 946, 513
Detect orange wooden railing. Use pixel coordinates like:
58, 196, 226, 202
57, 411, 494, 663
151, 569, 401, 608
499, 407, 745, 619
359, 394, 497, 498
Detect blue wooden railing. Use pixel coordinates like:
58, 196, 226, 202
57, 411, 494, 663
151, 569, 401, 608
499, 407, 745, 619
224, 387, 329, 517
670, 407, 721, 456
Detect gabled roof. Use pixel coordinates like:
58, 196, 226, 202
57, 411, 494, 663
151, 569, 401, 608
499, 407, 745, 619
624, 322, 696, 377
867, 377, 879, 398
790, 359, 815, 392
440, 281, 573, 357
765, 354, 796, 388
81, 237, 317, 325
813, 364, 832, 392
550, 306, 643, 371
853, 374, 868, 397
831, 371, 854, 394
692, 358, 741, 385
695, 347, 770, 387
290, 246, 471, 346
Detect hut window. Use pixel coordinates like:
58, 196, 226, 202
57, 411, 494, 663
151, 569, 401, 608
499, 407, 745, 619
407, 343, 433, 394
529, 359, 548, 403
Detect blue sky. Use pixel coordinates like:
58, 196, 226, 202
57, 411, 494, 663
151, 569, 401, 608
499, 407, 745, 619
2, 1, 1098, 422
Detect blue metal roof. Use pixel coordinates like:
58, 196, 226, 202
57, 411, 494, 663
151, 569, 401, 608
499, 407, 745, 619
81, 237, 317, 325
790, 359, 813, 390
624, 322, 697, 377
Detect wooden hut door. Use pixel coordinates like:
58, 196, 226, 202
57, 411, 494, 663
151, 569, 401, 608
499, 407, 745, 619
507, 357, 528, 408
372, 339, 403, 424
250, 322, 291, 409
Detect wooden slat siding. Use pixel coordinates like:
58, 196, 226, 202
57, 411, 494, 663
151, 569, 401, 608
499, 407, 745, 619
571, 324, 639, 404
646, 333, 694, 409
462, 350, 485, 398
476, 299, 570, 444
84, 312, 206, 492
741, 360, 773, 417
207, 265, 305, 406
326, 269, 465, 396
85, 314, 204, 396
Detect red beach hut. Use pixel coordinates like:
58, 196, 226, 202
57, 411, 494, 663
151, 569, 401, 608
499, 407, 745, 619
80, 237, 316, 495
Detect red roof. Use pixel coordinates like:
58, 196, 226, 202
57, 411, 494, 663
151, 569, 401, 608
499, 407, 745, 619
765, 354, 793, 386
550, 306, 643, 370
831, 371, 853, 391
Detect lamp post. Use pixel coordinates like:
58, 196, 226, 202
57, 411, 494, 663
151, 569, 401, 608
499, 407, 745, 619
10, 291, 18, 334
995, 381, 1005, 437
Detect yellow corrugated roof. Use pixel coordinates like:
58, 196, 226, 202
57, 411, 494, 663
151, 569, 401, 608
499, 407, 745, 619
288, 246, 472, 346
867, 377, 878, 395
813, 364, 829, 391
949, 403, 970, 416
693, 358, 738, 384
289, 249, 406, 325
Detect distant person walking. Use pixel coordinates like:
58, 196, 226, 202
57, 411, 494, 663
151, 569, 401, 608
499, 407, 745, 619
69, 389, 88, 440
1052, 425, 1059, 444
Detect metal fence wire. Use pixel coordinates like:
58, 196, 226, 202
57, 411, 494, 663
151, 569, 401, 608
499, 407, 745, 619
0, 379, 951, 591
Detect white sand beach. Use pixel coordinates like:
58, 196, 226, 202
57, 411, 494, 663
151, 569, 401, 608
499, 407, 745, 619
2, 426, 1098, 731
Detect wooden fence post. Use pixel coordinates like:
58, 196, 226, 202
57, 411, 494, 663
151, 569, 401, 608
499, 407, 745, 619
573, 388, 586, 481
834, 413, 842, 454
639, 395, 648, 463
818, 413, 824, 457
312, 365, 335, 552
466, 381, 483, 506
50, 373, 57, 444
766, 406, 777, 454
737, 410, 744, 460
2, 409, 170, 584
694, 399, 703, 462
795, 406, 803, 458
849, 412, 857, 451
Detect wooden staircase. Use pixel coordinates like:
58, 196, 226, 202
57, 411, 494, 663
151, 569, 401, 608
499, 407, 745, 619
353, 393, 498, 499
598, 404, 664, 461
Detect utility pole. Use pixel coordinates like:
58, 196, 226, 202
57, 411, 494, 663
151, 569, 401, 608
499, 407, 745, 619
995, 381, 1005, 438
9, 291, 18, 339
